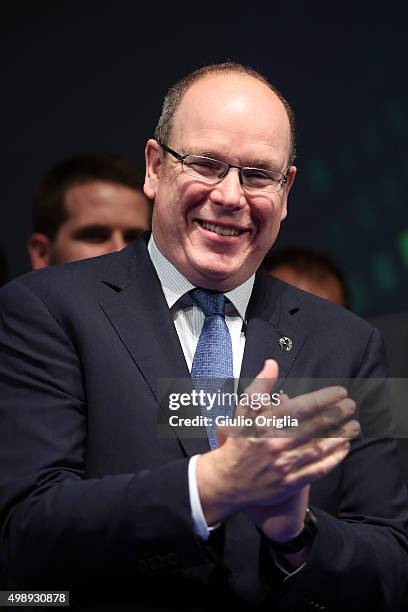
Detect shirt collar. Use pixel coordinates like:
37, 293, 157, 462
148, 234, 254, 320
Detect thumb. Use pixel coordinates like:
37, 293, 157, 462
217, 359, 279, 446
239, 358, 279, 412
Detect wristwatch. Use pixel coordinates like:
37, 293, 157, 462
267, 507, 318, 554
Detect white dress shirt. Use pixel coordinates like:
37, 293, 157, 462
148, 235, 253, 539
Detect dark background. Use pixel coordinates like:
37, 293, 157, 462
1, 1, 407, 316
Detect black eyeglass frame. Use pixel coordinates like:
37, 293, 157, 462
158, 141, 289, 192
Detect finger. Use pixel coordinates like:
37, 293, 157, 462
250, 389, 347, 439
289, 400, 358, 443
279, 386, 349, 422
274, 423, 358, 473
283, 442, 351, 488
310, 417, 361, 441
250, 397, 357, 443
317, 397, 357, 427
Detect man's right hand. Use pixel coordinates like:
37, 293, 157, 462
196, 359, 360, 528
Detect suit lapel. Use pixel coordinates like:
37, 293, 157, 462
99, 239, 210, 456
240, 270, 308, 390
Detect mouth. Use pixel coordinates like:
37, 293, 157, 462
197, 220, 247, 237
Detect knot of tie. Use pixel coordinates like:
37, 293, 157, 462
191, 288, 226, 317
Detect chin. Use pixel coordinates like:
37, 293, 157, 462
192, 257, 234, 278
192, 264, 243, 290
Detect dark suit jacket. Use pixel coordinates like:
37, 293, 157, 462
0, 238, 407, 611
368, 313, 408, 378
367, 313, 408, 488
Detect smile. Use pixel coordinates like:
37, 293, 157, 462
198, 220, 244, 237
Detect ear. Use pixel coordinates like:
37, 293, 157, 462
144, 139, 163, 200
280, 165, 297, 221
28, 233, 54, 270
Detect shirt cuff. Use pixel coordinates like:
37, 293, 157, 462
188, 454, 221, 540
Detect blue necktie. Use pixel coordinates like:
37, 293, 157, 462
191, 288, 234, 448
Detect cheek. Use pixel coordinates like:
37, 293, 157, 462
54, 232, 100, 261
60, 242, 93, 259
154, 181, 209, 225
251, 196, 282, 226
53, 233, 74, 257
176, 183, 210, 217
252, 198, 285, 247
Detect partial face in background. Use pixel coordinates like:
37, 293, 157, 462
145, 73, 296, 291
271, 265, 347, 306
29, 181, 151, 268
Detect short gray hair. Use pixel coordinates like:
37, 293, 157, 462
154, 62, 296, 168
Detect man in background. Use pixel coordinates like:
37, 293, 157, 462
28, 152, 152, 268
264, 247, 350, 307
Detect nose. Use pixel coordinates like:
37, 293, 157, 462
209, 167, 247, 211
110, 231, 127, 252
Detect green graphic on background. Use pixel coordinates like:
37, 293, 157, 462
387, 101, 406, 132
398, 230, 408, 269
361, 124, 380, 154
348, 273, 370, 314
306, 159, 333, 194
351, 194, 378, 232
381, 176, 402, 212
371, 252, 400, 295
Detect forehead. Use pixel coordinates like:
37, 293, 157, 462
171, 74, 291, 163
63, 181, 148, 223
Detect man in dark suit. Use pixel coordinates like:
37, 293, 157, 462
0, 63, 407, 611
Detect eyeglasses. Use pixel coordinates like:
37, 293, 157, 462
158, 141, 288, 193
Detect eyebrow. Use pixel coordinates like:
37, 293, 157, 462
71, 225, 111, 238
72, 225, 144, 241
73, 224, 110, 232
186, 148, 283, 172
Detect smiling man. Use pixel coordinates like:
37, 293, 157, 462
0, 63, 407, 611
144, 70, 295, 291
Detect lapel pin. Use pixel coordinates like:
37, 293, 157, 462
279, 336, 293, 351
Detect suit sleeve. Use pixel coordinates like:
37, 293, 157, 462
0, 279, 209, 588
270, 327, 408, 611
